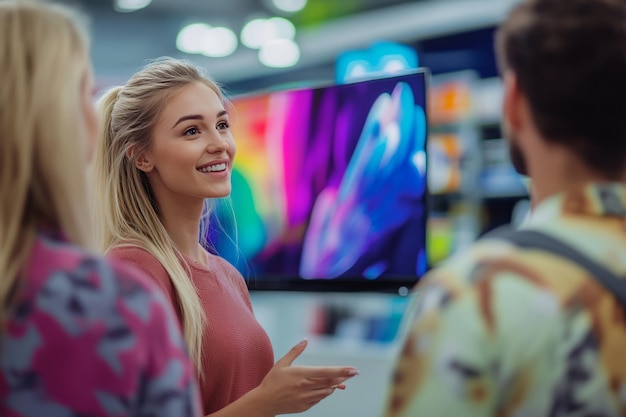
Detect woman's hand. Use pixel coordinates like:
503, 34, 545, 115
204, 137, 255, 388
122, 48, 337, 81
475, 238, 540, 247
252, 339, 359, 416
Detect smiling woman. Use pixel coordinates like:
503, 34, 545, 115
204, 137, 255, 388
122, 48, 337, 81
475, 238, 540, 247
138, 82, 236, 203
92, 57, 359, 417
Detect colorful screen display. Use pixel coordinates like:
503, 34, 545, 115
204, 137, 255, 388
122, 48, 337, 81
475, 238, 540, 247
208, 70, 429, 292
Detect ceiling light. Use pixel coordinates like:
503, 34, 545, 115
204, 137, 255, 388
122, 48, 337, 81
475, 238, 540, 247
241, 17, 296, 50
259, 39, 300, 68
177, 23, 211, 54
200, 27, 238, 58
272, 0, 307, 13
241, 18, 270, 49
114, 0, 152, 13
267, 17, 295, 40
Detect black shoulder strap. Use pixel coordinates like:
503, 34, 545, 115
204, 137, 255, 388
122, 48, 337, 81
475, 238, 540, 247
485, 227, 626, 307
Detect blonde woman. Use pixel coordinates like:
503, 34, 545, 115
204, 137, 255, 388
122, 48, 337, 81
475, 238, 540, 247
0, 2, 201, 417
94, 58, 359, 417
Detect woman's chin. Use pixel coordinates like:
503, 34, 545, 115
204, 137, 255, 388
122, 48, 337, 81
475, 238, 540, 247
204, 186, 231, 199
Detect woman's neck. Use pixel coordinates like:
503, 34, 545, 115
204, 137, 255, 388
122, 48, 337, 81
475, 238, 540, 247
158, 196, 206, 264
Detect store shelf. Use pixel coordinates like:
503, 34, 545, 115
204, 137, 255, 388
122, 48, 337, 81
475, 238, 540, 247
427, 72, 525, 265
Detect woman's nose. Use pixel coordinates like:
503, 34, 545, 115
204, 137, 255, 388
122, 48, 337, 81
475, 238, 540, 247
205, 130, 229, 153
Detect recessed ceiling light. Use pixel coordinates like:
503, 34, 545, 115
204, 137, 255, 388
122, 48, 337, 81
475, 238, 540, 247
177, 24, 238, 57
259, 39, 300, 68
241, 18, 269, 49
267, 17, 295, 40
177, 23, 212, 54
114, 0, 152, 13
241, 17, 296, 49
272, 0, 307, 13
200, 27, 238, 58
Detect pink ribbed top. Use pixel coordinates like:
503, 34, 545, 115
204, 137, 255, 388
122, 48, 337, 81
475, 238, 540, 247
107, 246, 274, 416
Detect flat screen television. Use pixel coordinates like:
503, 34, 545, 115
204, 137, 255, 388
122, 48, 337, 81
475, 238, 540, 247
207, 70, 429, 293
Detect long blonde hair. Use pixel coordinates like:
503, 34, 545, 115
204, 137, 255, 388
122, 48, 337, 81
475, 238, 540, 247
93, 58, 228, 375
0, 0, 91, 325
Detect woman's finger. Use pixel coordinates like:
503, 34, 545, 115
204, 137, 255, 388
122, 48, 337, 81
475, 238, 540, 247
292, 365, 359, 379
305, 376, 352, 388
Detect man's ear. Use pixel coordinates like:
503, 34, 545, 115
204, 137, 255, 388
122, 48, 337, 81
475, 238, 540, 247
503, 70, 523, 132
127, 147, 153, 172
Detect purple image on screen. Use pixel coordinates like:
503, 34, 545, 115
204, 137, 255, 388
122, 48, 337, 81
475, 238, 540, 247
209, 71, 428, 288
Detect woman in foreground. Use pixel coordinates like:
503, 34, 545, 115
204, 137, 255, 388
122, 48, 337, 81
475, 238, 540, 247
0, 2, 201, 416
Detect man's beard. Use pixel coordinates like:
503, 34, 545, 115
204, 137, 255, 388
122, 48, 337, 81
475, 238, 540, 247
503, 120, 529, 176
508, 137, 529, 176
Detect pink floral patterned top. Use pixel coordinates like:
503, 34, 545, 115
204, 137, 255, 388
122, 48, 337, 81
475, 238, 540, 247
0, 229, 202, 417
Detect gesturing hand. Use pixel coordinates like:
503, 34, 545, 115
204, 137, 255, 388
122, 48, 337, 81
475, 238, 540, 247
255, 339, 359, 416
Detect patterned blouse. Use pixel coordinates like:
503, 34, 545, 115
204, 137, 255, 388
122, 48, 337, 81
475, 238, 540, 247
384, 183, 626, 417
1, 230, 202, 417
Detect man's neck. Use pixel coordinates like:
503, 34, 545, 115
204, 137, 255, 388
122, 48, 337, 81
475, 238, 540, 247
529, 145, 626, 207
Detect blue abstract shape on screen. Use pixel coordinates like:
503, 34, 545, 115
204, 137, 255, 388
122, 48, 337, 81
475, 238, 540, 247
300, 81, 427, 279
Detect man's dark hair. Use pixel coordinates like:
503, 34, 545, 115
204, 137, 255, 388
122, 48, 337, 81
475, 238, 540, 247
496, 0, 626, 179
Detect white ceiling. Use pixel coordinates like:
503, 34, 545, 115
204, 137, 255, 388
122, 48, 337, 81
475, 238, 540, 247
68, 0, 520, 88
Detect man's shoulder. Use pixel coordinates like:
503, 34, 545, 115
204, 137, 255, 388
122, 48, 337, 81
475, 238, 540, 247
425, 233, 564, 289
427, 237, 525, 281
421, 227, 608, 311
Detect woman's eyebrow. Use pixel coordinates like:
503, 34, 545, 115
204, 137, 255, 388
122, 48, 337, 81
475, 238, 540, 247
172, 114, 203, 129
172, 110, 228, 129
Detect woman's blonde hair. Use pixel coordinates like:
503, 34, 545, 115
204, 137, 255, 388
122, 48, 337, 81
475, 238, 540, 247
94, 58, 228, 376
0, 1, 91, 325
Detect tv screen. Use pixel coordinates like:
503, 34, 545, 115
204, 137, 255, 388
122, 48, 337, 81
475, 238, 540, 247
208, 70, 429, 292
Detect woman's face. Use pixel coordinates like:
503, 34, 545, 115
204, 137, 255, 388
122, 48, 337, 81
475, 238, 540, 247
140, 81, 236, 204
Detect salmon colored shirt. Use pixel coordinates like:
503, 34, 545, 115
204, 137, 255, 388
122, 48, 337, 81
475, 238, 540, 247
107, 246, 274, 416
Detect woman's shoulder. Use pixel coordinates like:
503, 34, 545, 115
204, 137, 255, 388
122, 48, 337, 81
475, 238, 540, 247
27, 234, 135, 286
204, 252, 249, 293
107, 244, 169, 279
25, 236, 169, 315
9, 238, 201, 417
106, 243, 177, 304
205, 251, 241, 276
108, 244, 157, 263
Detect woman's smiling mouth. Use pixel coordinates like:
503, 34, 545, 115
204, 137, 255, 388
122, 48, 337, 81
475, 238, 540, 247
197, 162, 227, 173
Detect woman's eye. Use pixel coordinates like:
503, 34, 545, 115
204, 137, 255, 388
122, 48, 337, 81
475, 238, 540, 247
217, 121, 230, 130
184, 127, 200, 136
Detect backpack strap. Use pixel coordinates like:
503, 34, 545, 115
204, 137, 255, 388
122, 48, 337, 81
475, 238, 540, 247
485, 227, 626, 307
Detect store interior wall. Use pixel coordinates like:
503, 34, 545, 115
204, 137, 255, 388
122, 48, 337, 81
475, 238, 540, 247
76, 0, 527, 415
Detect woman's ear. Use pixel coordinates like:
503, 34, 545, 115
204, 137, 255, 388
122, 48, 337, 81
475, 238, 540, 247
135, 154, 153, 172
127, 147, 153, 172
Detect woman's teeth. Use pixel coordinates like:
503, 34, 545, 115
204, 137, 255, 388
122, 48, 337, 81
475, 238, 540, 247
198, 163, 226, 173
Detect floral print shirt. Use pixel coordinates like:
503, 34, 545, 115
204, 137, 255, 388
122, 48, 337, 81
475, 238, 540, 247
0, 230, 202, 417
385, 183, 626, 417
